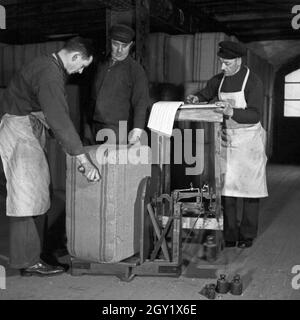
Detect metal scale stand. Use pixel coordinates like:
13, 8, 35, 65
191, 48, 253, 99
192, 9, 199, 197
70, 105, 224, 280
132, 182, 223, 278
133, 105, 225, 278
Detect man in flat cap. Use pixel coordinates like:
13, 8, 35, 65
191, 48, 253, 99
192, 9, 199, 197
186, 40, 268, 249
86, 24, 150, 145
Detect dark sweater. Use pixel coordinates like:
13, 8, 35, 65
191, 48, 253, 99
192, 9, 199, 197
92, 55, 150, 129
0, 54, 84, 155
195, 65, 263, 124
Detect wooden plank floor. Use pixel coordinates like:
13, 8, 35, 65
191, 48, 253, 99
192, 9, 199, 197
216, 163, 300, 299
0, 163, 300, 299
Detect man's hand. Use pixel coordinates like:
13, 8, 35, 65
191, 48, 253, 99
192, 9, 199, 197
215, 101, 234, 117
128, 128, 143, 145
185, 94, 199, 104
76, 153, 101, 182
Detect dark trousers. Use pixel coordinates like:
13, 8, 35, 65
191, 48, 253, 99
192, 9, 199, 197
93, 121, 128, 145
9, 214, 45, 269
1, 154, 44, 269
42, 192, 67, 257
1, 156, 65, 270
222, 196, 260, 242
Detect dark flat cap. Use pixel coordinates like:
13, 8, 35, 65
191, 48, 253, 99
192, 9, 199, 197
109, 24, 135, 43
217, 41, 247, 59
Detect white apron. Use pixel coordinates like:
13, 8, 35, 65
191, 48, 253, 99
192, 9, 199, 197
0, 113, 50, 216
218, 67, 268, 198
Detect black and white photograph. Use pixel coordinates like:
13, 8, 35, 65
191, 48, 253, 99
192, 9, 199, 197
0, 0, 300, 306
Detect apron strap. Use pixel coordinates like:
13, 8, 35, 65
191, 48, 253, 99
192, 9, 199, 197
218, 74, 226, 100
218, 66, 250, 98
241, 67, 250, 91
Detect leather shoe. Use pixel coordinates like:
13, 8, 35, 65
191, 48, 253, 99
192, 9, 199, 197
224, 241, 236, 247
237, 239, 253, 248
20, 261, 65, 277
40, 253, 70, 272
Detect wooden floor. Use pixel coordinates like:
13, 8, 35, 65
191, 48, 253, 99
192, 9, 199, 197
212, 163, 300, 299
1, 163, 300, 300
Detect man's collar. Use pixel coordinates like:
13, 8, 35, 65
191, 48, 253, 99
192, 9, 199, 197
52, 53, 68, 78
109, 54, 130, 65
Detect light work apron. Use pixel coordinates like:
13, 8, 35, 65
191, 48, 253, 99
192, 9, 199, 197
0, 113, 50, 216
218, 67, 268, 198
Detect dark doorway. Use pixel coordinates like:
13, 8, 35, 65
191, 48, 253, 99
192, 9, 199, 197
271, 57, 300, 164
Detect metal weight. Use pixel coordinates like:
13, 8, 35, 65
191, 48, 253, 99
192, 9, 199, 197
230, 274, 243, 295
216, 274, 230, 294
204, 235, 217, 262
199, 283, 216, 300
207, 284, 216, 299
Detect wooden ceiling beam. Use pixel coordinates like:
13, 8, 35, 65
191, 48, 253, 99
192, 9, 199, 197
238, 27, 299, 36
185, 0, 295, 10
240, 33, 300, 42
236, 28, 300, 42
6, 8, 106, 30
5, 0, 106, 19
224, 19, 292, 31
183, 0, 247, 7
178, 2, 292, 17
215, 12, 293, 22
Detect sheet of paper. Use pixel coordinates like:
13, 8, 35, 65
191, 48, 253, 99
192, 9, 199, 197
147, 101, 184, 137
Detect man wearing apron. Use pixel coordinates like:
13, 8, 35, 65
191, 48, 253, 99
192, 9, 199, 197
0, 37, 100, 276
186, 41, 268, 249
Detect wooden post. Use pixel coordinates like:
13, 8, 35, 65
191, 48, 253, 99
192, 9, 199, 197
172, 200, 182, 264
214, 122, 222, 220
105, 8, 112, 55
135, 0, 150, 74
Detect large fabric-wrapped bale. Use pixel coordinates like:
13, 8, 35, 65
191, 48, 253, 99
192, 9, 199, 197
23, 43, 41, 66
165, 34, 194, 85
2, 45, 14, 86
0, 41, 64, 86
39, 41, 64, 56
184, 81, 208, 97
147, 33, 168, 83
193, 33, 237, 81
0, 87, 4, 101
66, 144, 152, 263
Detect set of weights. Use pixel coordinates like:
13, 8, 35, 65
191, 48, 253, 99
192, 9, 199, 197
216, 274, 243, 295
200, 274, 242, 299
